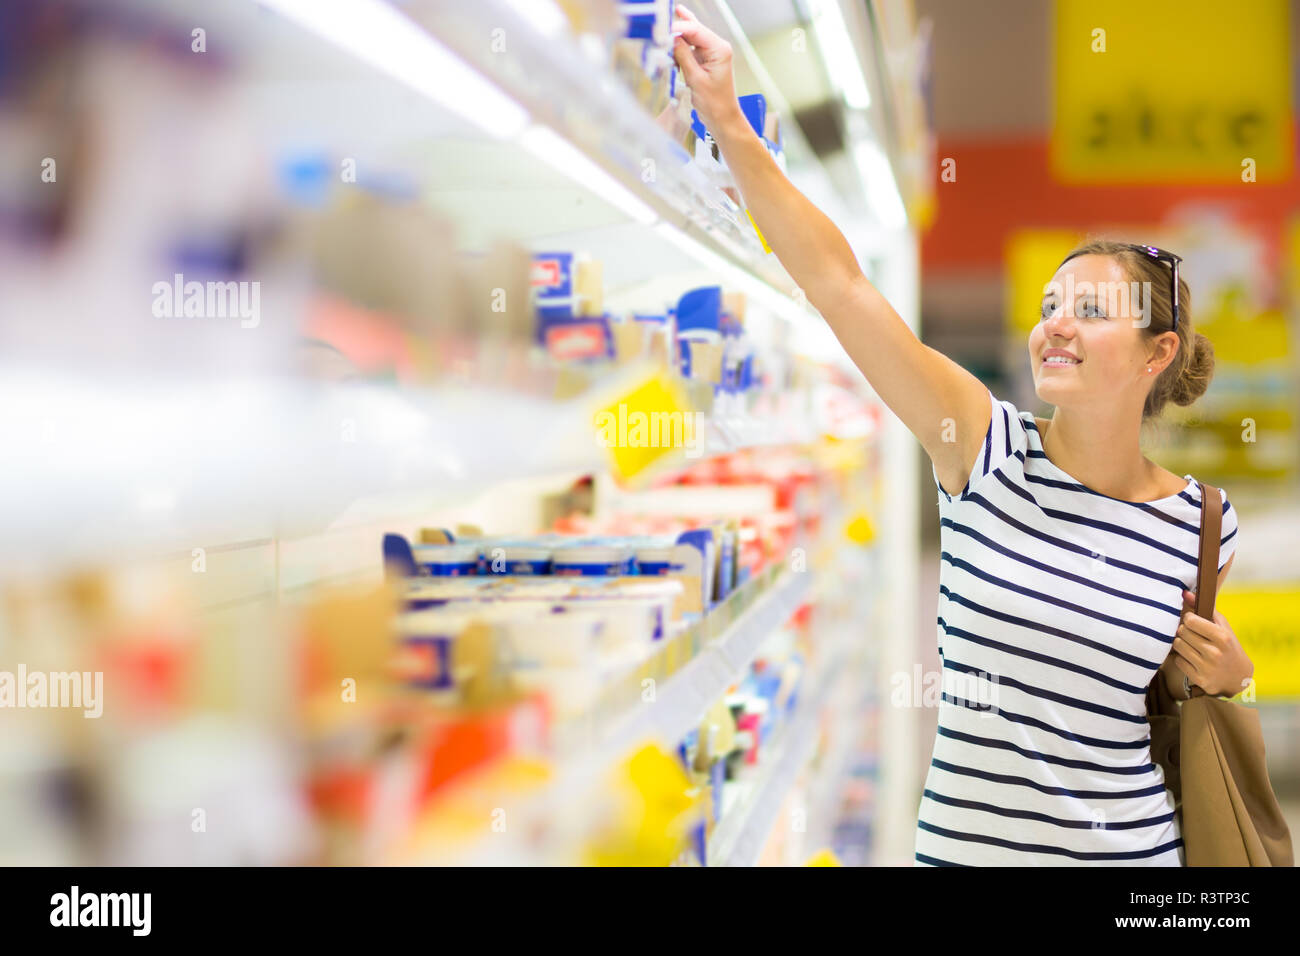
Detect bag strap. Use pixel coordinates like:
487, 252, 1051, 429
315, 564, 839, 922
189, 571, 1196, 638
1190, 480, 1223, 699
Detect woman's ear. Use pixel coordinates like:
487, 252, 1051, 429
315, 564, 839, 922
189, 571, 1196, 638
1146, 331, 1179, 372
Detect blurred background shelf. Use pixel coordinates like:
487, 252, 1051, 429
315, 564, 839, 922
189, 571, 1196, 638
0, 363, 855, 574
257, 0, 846, 338
418, 561, 815, 865
706, 635, 848, 866
598, 563, 814, 752
0, 0, 906, 868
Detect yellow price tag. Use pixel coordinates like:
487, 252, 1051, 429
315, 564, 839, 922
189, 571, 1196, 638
805, 848, 844, 866
594, 371, 699, 483
844, 512, 876, 545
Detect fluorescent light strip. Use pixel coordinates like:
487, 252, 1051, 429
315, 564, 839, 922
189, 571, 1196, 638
260, 0, 529, 138
519, 124, 659, 225
853, 141, 907, 229
810, 0, 872, 110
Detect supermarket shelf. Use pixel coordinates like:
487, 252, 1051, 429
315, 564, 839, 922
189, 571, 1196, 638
800, 657, 872, 860
704, 412, 817, 454
706, 641, 850, 866
262, 0, 834, 334
0, 373, 602, 573
413, 1, 774, 265
429, 562, 813, 865
0, 360, 843, 572
598, 565, 813, 758
0, 3, 874, 571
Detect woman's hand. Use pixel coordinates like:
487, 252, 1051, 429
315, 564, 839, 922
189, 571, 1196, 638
671, 4, 743, 135
1172, 589, 1254, 698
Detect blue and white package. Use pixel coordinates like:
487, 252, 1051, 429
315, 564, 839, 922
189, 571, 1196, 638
531, 251, 576, 324
412, 543, 480, 577
551, 542, 634, 576
675, 528, 716, 609
619, 0, 670, 44
479, 542, 552, 575
716, 527, 735, 600
632, 535, 684, 576
396, 610, 478, 690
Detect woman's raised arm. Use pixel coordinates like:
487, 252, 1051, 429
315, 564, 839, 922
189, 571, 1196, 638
671, 5, 990, 493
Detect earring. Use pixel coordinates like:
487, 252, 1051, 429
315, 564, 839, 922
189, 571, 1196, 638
1147, 367, 1152, 373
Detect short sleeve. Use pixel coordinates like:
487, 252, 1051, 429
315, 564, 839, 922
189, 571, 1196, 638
931, 387, 1028, 502
1217, 487, 1238, 576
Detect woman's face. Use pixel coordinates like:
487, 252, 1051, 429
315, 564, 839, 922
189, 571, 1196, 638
1029, 254, 1156, 408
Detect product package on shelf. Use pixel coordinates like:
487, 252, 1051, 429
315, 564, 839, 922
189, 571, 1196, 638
669, 597, 815, 865
528, 245, 839, 481
397, 531, 705, 618
533, 251, 613, 363
619, 0, 673, 46
287, 192, 545, 390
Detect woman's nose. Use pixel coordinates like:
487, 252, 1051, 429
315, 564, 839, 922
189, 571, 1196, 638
1041, 305, 1076, 338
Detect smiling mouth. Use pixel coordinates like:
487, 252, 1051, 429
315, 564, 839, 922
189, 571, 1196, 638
1042, 356, 1081, 366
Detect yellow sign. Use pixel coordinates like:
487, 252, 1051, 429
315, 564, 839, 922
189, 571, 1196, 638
584, 743, 704, 867
1052, 0, 1292, 183
1216, 586, 1300, 699
1004, 229, 1084, 336
594, 371, 697, 483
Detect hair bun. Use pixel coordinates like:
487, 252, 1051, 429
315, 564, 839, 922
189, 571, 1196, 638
1170, 333, 1214, 407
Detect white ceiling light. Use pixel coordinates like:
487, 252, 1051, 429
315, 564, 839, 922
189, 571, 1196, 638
809, 0, 872, 110
260, 0, 529, 139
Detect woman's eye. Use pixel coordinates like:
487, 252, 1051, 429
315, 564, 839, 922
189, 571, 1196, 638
1040, 302, 1057, 320
1079, 301, 1106, 318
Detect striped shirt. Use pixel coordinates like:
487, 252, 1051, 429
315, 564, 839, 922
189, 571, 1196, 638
914, 388, 1239, 867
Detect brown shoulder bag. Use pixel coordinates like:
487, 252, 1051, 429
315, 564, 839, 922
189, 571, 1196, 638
1146, 481, 1294, 866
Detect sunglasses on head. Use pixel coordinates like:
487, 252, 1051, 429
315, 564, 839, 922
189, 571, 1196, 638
1126, 244, 1182, 333
1057, 243, 1183, 332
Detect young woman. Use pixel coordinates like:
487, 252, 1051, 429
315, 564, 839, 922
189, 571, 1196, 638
672, 5, 1253, 865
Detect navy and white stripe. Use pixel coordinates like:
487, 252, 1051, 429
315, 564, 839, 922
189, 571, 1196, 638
916, 388, 1239, 867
